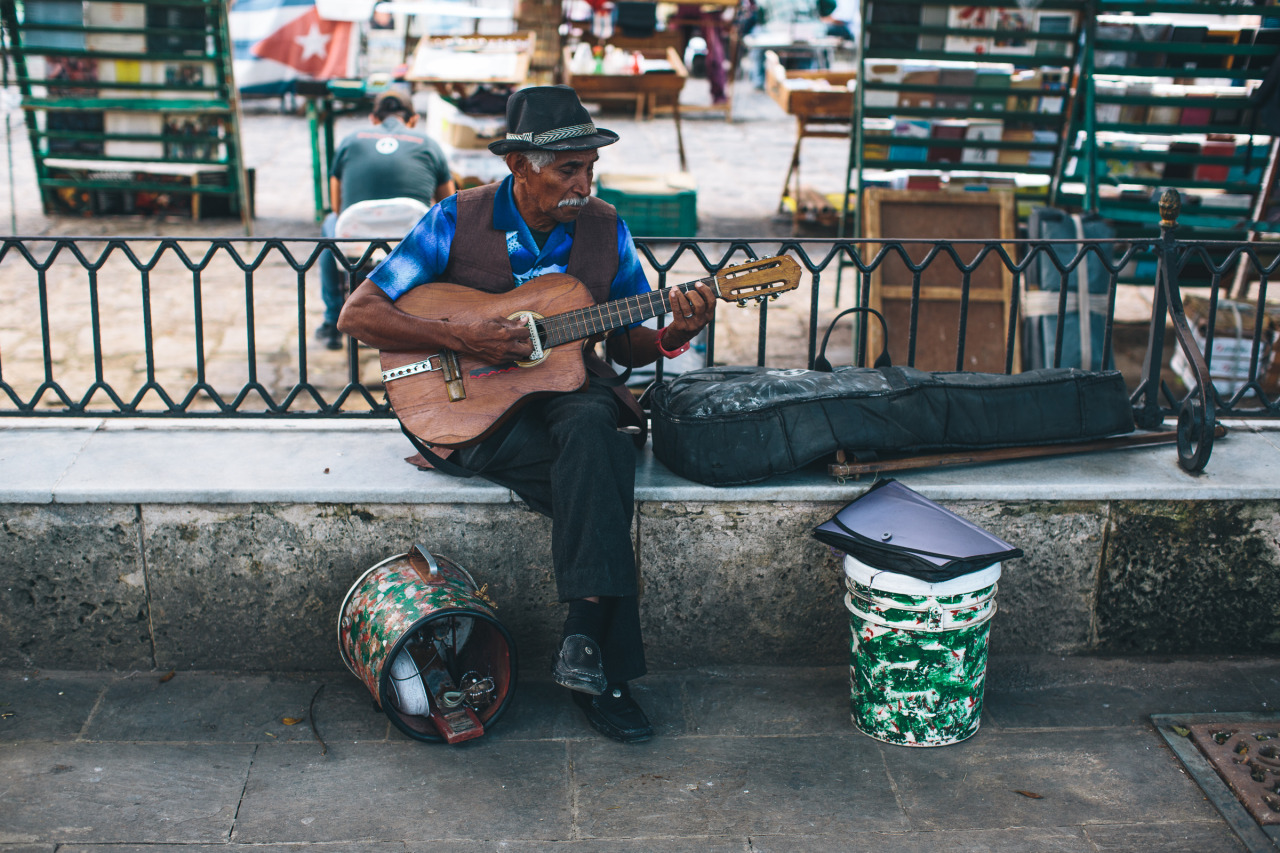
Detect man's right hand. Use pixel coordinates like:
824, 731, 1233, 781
339, 280, 534, 363
453, 315, 534, 363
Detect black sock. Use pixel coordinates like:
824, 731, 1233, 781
563, 598, 608, 643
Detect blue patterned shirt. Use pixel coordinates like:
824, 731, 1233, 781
367, 176, 651, 317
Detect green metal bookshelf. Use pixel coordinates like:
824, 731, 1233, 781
1, 0, 251, 228
843, 0, 1088, 237
1057, 2, 1280, 241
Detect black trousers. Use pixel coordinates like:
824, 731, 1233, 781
449, 377, 647, 684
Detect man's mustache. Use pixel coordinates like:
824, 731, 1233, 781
557, 196, 589, 209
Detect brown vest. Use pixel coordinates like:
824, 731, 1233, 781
441, 182, 645, 432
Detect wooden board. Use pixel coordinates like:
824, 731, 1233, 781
862, 188, 1019, 373
405, 33, 535, 84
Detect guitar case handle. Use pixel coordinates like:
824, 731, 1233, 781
815, 307, 892, 372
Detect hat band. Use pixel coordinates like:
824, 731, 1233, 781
505, 122, 597, 146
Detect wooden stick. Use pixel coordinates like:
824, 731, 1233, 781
828, 426, 1228, 478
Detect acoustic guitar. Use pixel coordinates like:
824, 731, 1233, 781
380, 255, 802, 448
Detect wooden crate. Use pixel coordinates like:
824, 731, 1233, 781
862, 188, 1019, 374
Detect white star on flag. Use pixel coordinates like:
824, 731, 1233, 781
295, 24, 331, 61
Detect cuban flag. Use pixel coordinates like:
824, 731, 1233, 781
230, 0, 358, 95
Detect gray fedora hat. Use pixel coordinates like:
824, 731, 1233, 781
488, 85, 619, 156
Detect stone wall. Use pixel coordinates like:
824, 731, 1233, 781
5, 498, 1279, 672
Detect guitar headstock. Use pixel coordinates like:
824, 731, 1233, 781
713, 255, 802, 306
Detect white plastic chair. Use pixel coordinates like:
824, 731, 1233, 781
333, 196, 430, 241
332, 197, 431, 286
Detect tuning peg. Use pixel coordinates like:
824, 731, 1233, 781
770, 294, 779, 301
737, 299, 747, 307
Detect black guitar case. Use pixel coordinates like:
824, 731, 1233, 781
648, 308, 1136, 486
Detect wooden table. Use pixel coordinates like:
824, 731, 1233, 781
764, 52, 856, 228
562, 46, 688, 122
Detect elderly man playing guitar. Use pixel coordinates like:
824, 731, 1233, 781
339, 85, 714, 743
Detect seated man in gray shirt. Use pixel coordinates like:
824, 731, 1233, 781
316, 89, 456, 350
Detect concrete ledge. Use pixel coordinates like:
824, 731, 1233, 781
3, 418, 1280, 672
8, 416, 1280, 504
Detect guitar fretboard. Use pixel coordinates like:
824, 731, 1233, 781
537, 276, 716, 347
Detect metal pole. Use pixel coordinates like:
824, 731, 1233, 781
2, 11, 17, 232
1083, 3, 1098, 216
1151, 189, 1216, 473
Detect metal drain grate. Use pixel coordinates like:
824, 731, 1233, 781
1154, 713, 1280, 853
1188, 723, 1280, 827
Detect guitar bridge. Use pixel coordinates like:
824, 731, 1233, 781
511, 311, 546, 367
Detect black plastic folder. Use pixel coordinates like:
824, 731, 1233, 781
813, 479, 1022, 583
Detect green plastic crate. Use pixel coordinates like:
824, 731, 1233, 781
596, 173, 697, 238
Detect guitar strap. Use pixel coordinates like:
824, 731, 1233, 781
400, 417, 534, 479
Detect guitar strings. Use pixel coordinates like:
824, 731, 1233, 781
538, 279, 711, 347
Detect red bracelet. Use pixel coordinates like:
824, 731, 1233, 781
656, 325, 690, 359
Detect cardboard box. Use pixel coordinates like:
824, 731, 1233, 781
764, 53, 855, 119
1171, 329, 1271, 397
443, 111, 506, 149
1172, 296, 1280, 396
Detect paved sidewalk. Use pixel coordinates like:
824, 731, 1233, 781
1, 80, 832, 238
2, 656, 1277, 851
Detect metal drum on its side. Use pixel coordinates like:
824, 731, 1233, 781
338, 544, 517, 743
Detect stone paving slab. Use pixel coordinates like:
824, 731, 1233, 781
56, 844, 745, 853
985, 678, 1275, 732
675, 665, 850, 736
569, 733, 910, 838
231, 740, 575, 844
983, 656, 1280, 732
883, 727, 1222, 831
987, 653, 1280, 694
84, 671, 389, 744
0, 742, 253, 845
0, 672, 104, 741
750, 827, 1096, 853
1084, 820, 1249, 852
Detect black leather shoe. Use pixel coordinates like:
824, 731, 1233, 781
315, 322, 342, 351
552, 634, 607, 695
572, 684, 653, 743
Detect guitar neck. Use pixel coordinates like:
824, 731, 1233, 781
537, 276, 716, 348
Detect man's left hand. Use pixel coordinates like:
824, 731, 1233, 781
665, 283, 716, 347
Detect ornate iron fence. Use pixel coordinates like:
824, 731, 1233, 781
1, 191, 1276, 473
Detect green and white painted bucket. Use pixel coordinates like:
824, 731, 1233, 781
844, 554, 1000, 747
